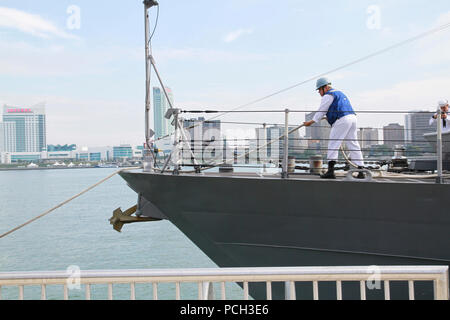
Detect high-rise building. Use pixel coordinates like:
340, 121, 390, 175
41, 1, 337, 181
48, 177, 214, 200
153, 87, 175, 139
357, 128, 379, 151
3, 122, 16, 152
255, 127, 267, 161
0, 122, 5, 152
405, 111, 435, 150
383, 123, 405, 150
256, 125, 301, 160
183, 117, 221, 141
2, 103, 46, 152
305, 112, 331, 156
183, 117, 222, 162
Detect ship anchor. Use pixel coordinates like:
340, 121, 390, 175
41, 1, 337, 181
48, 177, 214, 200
109, 205, 161, 232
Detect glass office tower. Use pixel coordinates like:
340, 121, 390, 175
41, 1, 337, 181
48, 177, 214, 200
2, 103, 46, 152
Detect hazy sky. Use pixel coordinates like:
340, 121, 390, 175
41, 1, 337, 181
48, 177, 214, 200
1, 0, 450, 147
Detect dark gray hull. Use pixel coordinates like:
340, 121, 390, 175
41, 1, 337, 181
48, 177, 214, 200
119, 171, 450, 299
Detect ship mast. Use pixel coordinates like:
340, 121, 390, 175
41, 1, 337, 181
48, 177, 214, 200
143, 0, 158, 171
143, 1, 178, 172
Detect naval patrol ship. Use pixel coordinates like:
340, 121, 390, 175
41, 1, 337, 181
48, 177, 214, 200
113, 1, 450, 300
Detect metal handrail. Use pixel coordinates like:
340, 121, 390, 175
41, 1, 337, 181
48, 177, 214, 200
160, 106, 448, 181
0, 266, 447, 300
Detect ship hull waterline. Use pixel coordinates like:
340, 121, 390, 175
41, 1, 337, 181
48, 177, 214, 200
119, 171, 450, 300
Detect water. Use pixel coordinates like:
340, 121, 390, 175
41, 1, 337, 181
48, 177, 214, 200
0, 168, 242, 300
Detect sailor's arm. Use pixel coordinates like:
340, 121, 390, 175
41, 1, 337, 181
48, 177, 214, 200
430, 112, 448, 125
303, 95, 334, 127
430, 115, 437, 126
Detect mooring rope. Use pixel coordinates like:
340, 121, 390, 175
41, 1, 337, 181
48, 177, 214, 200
0, 167, 141, 240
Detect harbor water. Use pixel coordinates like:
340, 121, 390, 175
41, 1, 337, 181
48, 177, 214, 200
0, 168, 243, 300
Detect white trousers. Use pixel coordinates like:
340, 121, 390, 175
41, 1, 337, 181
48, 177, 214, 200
328, 114, 364, 167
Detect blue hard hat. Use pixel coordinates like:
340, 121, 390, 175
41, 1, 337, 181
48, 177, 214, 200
316, 77, 331, 90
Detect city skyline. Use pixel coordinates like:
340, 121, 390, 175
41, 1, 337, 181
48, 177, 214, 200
0, 101, 440, 152
0, 1, 449, 147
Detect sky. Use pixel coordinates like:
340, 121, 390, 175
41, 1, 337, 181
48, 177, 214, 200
1, 0, 450, 147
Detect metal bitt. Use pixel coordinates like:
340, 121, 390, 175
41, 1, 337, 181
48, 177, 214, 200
282, 109, 290, 179
436, 107, 444, 184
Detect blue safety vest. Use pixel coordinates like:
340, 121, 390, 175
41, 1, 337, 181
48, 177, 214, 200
325, 89, 356, 126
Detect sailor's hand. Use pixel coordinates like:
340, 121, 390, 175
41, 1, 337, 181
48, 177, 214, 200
303, 121, 315, 127
442, 113, 447, 119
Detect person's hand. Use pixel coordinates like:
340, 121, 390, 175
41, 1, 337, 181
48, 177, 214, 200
442, 113, 447, 120
303, 121, 315, 127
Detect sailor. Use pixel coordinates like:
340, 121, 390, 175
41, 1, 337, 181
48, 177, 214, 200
303, 77, 365, 179
429, 99, 450, 133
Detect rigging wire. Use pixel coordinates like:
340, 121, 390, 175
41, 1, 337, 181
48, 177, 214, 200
152, 20, 450, 145
146, 6, 450, 173
181, 109, 439, 114
206, 21, 450, 117
148, 4, 160, 44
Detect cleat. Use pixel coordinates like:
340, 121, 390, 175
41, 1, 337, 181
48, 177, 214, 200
356, 166, 365, 179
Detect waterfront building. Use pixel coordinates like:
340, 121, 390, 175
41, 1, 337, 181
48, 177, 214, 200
47, 144, 77, 152
0, 152, 11, 164
383, 123, 405, 150
133, 147, 143, 159
2, 103, 46, 152
357, 128, 379, 151
82, 146, 113, 162
0, 123, 5, 152
153, 87, 175, 139
255, 125, 301, 161
0, 145, 143, 164
9, 152, 42, 163
183, 117, 222, 162
4, 122, 16, 152
1, 121, 16, 152
305, 112, 330, 156
113, 145, 133, 161
45, 151, 77, 161
183, 117, 221, 141
405, 111, 435, 151
255, 127, 267, 162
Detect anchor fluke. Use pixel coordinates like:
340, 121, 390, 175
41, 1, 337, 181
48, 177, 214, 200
110, 205, 160, 232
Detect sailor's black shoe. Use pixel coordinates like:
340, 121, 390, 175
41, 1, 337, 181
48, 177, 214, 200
321, 161, 337, 179
320, 170, 336, 179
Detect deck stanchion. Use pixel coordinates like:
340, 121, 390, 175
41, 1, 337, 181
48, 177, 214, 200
436, 107, 444, 184
282, 109, 290, 178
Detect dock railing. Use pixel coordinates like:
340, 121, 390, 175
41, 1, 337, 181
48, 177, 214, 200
0, 266, 447, 300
